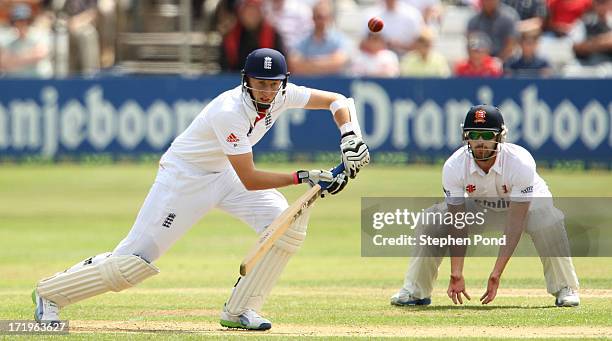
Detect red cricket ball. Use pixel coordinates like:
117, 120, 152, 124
368, 17, 384, 33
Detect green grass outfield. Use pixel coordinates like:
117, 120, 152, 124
0, 163, 611, 339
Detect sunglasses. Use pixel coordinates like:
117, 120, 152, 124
466, 131, 497, 140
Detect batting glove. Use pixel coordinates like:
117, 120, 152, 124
294, 169, 334, 187
340, 131, 370, 179
293, 169, 349, 197
321, 171, 348, 196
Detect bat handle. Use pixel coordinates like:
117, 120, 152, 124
331, 163, 345, 177
318, 163, 345, 191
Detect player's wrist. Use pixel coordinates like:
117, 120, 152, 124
339, 122, 355, 136
450, 272, 463, 279
293, 170, 309, 184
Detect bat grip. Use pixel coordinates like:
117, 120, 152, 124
318, 163, 345, 190
331, 163, 345, 177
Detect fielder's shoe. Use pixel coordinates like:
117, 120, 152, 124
32, 289, 60, 323
220, 307, 272, 330
390, 288, 431, 306
555, 287, 580, 307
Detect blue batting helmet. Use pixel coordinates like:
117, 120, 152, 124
241, 48, 290, 112
242, 48, 289, 80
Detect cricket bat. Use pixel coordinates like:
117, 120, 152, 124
239, 163, 345, 276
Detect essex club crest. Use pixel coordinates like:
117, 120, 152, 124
474, 109, 486, 124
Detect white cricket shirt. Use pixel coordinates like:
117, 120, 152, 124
442, 143, 551, 211
167, 83, 311, 172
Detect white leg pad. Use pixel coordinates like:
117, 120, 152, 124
225, 210, 310, 315
36, 253, 159, 307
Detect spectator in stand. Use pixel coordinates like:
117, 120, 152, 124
350, 31, 399, 77
212, 0, 239, 35
467, 0, 520, 61
288, 0, 349, 75
401, 0, 442, 24
263, 0, 313, 50
97, 0, 117, 68
368, 0, 424, 55
0, 3, 52, 77
220, 0, 285, 72
63, 0, 102, 75
505, 28, 553, 76
460, 0, 480, 8
546, 0, 593, 37
400, 27, 450, 77
570, 0, 612, 66
455, 32, 504, 77
502, 0, 547, 31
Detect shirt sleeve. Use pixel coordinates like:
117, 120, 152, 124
509, 157, 537, 202
442, 158, 465, 205
209, 112, 252, 155
284, 83, 312, 109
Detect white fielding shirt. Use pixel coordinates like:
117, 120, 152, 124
442, 143, 551, 211
167, 83, 311, 172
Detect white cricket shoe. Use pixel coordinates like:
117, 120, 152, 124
555, 287, 580, 307
390, 288, 431, 306
32, 289, 60, 323
220, 306, 272, 330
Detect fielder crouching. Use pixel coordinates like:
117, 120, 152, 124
391, 105, 580, 308
32, 48, 369, 330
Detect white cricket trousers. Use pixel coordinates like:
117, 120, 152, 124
402, 202, 579, 298
113, 152, 289, 263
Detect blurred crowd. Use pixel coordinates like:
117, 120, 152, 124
0, 0, 611, 78
0, 0, 116, 77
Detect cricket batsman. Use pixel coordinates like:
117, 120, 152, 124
32, 48, 370, 330
390, 105, 580, 307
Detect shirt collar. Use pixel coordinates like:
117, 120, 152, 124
469, 157, 482, 175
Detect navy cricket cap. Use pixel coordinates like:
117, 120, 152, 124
463, 104, 504, 132
242, 48, 288, 80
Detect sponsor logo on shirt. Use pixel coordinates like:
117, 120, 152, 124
521, 186, 533, 194
466, 184, 476, 193
475, 198, 511, 210
474, 109, 486, 124
502, 185, 508, 193
226, 133, 240, 143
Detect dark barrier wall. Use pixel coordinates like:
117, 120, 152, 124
0, 77, 610, 167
